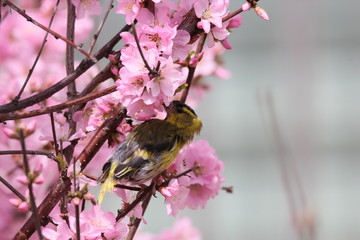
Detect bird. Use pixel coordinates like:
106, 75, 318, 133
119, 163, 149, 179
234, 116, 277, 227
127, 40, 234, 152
98, 100, 202, 203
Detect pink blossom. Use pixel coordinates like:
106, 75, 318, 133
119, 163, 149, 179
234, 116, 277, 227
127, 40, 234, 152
135, 217, 202, 240
115, 188, 143, 219
116, 0, 141, 24
42, 205, 129, 240
164, 179, 190, 216
171, 30, 191, 61
194, 0, 227, 33
72, 0, 102, 19
9, 198, 30, 212
157, 217, 202, 240
164, 140, 224, 215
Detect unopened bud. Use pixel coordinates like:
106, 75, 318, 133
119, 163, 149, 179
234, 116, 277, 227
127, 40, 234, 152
16, 175, 28, 185
254, 6, 269, 21
18, 202, 30, 212
242, 2, 251, 11
72, 197, 81, 206
221, 38, 232, 50
189, 58, 199, 68
83, 193, 95, 200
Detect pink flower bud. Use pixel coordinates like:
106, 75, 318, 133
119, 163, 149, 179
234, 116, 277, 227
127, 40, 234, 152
16, 175, 29, 185
72, 197, 81, 206
189, 58, 199, 68
176, 61, 188, 67
3, 128, 18, 139
195, 52, 204, 61
108, 54, 117, 63
111, 65, 119, 76
197, 21, 203, 29
83, 193, 95, 200
241, 2, 251, 11
18, 202, 30, 212
34, 175, 44, 184
254, 6, 269, 21
26, 120, 36, 133
228, 15, 242, 29
9, 198, 22, 207
221, 38, 232, 50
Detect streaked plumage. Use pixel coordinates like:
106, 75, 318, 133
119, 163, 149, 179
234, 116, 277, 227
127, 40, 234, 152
98, 101, 202, 203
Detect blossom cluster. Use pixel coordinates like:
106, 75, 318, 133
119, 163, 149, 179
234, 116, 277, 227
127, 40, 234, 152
115, 0, 240, 120
0, 0, 268, 238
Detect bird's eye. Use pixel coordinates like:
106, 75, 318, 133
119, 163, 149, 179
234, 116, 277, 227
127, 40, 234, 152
176, 108, 185, 114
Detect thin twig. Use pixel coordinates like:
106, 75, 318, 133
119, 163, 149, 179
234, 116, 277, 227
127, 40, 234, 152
0, 150, 56, 161
50, 113, 60, 157
14, 104, 125, 240
13, 0, 61, 103
126, 187, 153, 240
73, 159, 81, 240
77, 62, 114, 98
0, 85, 117, 121
0, 175, 26, 201
88, 0, 114, 54
19, 130, 43, 240
222, 7, 244, 22
116, 185, 152, 221
258, 90, 314, 240
2, 0, 95, 61
0, 24, 131, 114
64, 0, 78, 165
132, 22, 157, 76
180, 33, 207, 103
114, 184, 142, 191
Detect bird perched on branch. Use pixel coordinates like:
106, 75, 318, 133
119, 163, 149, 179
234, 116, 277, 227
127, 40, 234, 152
98, 100, 202, 203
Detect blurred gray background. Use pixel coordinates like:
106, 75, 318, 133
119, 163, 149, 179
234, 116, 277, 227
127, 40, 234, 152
99, 1, 360, 239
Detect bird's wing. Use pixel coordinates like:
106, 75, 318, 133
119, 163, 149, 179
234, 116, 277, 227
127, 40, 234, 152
111, 119, 177, 181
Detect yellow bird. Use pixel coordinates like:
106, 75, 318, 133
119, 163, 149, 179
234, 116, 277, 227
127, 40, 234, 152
98, 101, 202, 203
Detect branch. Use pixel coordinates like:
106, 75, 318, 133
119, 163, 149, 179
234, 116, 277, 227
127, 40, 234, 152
19, 130, 43, 240
0, 85, 117, 121
115, 184, 153, 221
222, 7, 244, 22
0, 175, 26, 202
0, 24, 131, 114
88, 0, 114, 54
13, 104, 125, 239
13, 0, 61, 103
0, 150, 56, 161
2, 0, 95, 61
126, 187, 153, 240
180, 33, 207, 102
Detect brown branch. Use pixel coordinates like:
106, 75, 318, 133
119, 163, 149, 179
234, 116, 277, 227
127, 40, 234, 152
126, 187, 153, 240
0, 150, 56, 161
19, 130, 43, 240
13, 176, 72, 240
88, 0, 114, 54
180, 33, 207, 103
2, 0, 95, 61
115, 185, 152, 221
13, 0, 61, 103
222, 7, 244, 22
79, 103, 125, 170
64, 0, 78, 165
13, 104, 125, 239
0, 175, 26, 202
77, 63, 115, 98
0, 85, 117, 121
0, 24, 131, 114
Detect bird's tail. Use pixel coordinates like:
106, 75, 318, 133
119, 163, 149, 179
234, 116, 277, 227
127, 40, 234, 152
98, 161, 118, 204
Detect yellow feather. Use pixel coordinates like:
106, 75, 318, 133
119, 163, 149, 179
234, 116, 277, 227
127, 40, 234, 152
98, 161, 118, 204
